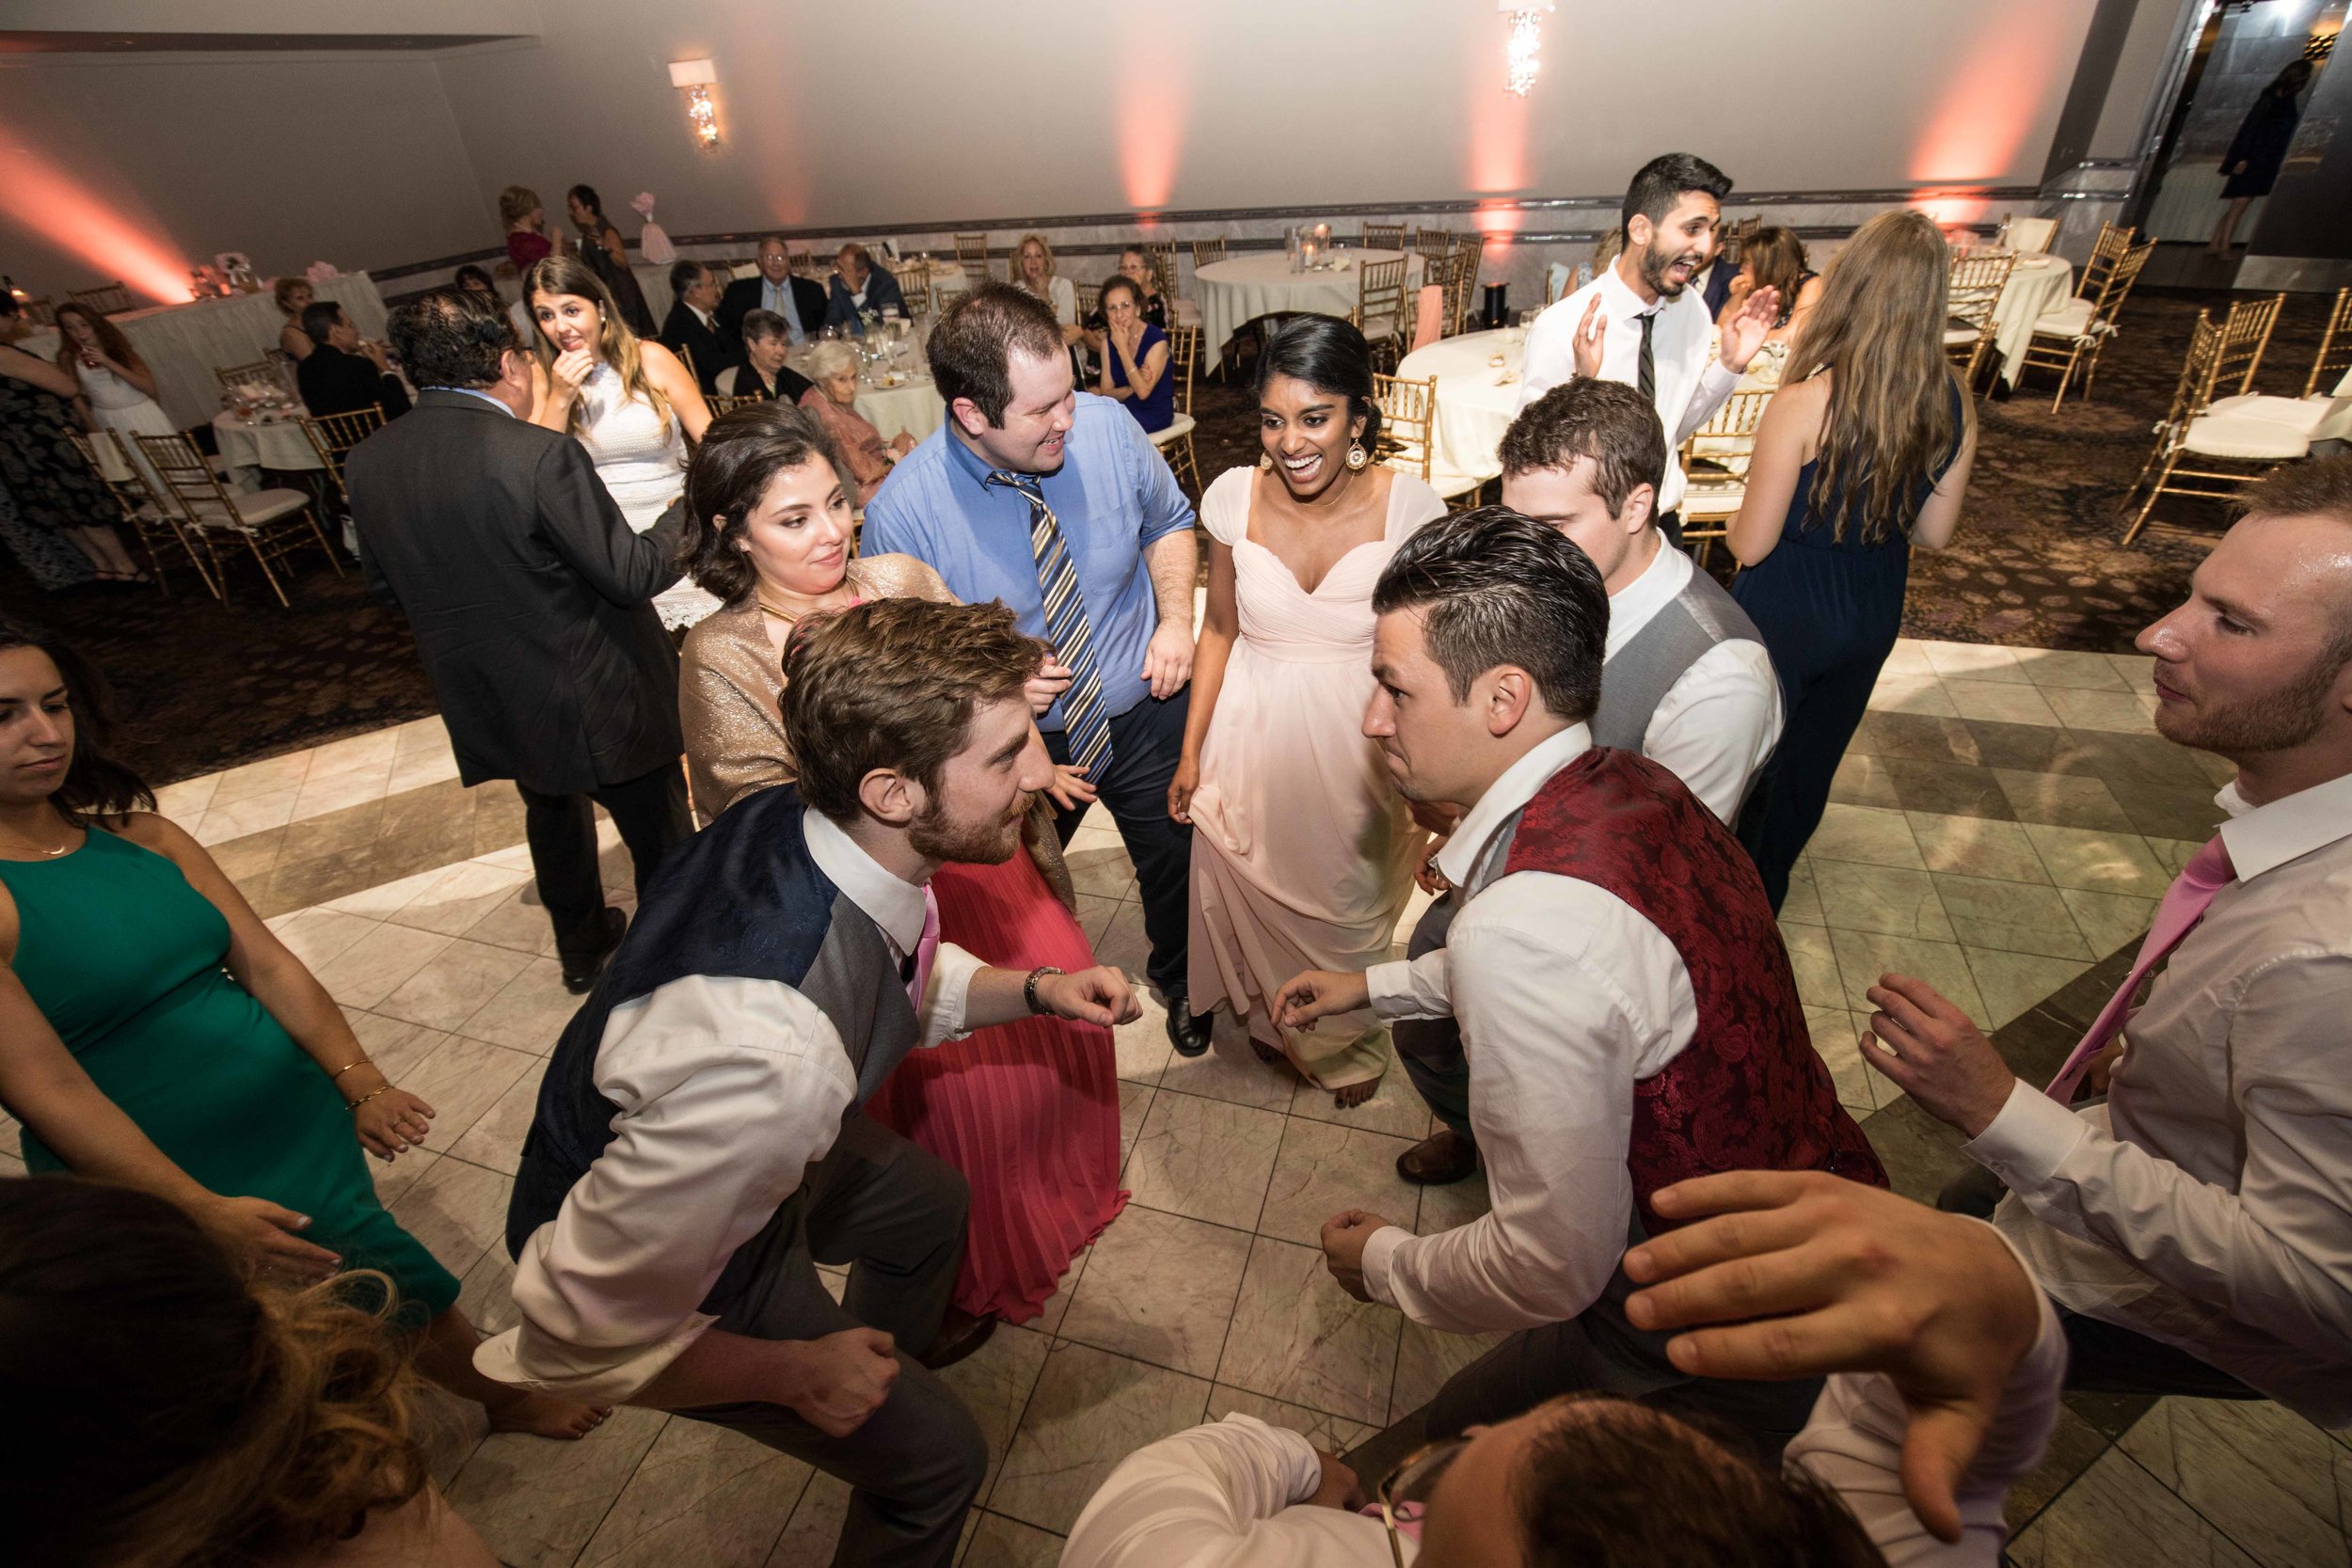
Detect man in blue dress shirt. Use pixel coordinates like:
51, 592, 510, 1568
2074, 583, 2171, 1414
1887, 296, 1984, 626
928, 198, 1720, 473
865, 282, 1213, 1056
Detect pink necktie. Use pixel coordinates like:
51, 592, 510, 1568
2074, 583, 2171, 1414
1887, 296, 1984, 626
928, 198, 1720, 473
2044, 833, 2234, 1105
904, 885, 942, 1012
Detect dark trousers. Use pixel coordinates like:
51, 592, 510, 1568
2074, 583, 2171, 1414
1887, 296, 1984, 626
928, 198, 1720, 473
1393, 892, 1473, 1143
1735, 645, 1886, 912
1046, 689, 1193, 998
1426, 1272, 1823, 1463
514, 761, 692, 958
678, 1115, 986, 1568
1938, 1165, 2258, 1402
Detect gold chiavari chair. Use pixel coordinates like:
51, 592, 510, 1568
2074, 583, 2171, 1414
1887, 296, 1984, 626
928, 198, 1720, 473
1142, 239, 1184, 303
707, 394, 762, 417
1372, 372, 1485, 505
1361, 222, 1406, 251
1414, 228, 1456, 264
1353, 256, 1409, 367
65, 429, 219, 597
215, 360, 278, 391
1438, 251, 1480, 340
67, 281, 134, 316
1724, 215, 1764, 267
2212, 292, 2286, 399
2017, 237, 2153, 410
1073, 280, 1101, 323
2197, 285, 2352, 442
1676, 389, 1774, 568
134, 432, 341, 607
2306, 285, 2352, 398
1943, 252, 2018, 394
2121, 313, 2308, 546
1191, 236, 1228, 273
1146, 325, 1203, 497
953, 232, 992, 283
787, 246, 817, 275
673, 341, 698, 387
296, 405, 387, 512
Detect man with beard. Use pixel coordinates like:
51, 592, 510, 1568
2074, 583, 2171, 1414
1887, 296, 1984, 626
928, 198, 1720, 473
1858, 458, 2352, 1423
1518, 153, 1782, 545
481, 598, 1140, 1568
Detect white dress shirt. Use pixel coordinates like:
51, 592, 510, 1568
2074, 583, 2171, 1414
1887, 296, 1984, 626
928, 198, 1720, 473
1060, 1241, 2067, 1568
1361, 726, 1697, 1334
1964, 768, 2352, 1424
474, 811, 985, 1402
759, 276, 808, 342
1607, 541, 1783, 822
1518, 261, 1739, 514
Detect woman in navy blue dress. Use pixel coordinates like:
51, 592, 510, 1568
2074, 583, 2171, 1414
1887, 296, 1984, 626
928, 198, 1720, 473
1095, 275, 1175, 434
1728, 210, 1978, 910
2207, 58, 2313, 259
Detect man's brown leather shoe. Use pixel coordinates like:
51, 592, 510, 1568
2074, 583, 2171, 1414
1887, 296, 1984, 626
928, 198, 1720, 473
916, 1307, 998, 1370
1395, 1129, 1479, 1185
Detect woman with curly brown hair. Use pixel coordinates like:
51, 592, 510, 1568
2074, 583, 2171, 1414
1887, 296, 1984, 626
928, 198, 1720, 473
0, 617, 605, 1445
0, 1174, 495, 1566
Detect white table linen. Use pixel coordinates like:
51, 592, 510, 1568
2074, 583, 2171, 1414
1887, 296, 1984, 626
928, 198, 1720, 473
19, 273, 389, 430
1988, 254, 2073, 388
1395, 328, 1526, 483
212, 411, 323, 488
1195, 249, 1422, 356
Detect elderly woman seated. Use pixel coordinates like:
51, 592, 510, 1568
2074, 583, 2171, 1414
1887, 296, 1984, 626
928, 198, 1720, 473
714, 309, 815, 404
796, 339, 914, 505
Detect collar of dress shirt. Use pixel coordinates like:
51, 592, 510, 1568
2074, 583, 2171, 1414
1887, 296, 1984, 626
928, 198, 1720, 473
2214, 768, 2352, 880
803, 807, 928, 958
1601, 536, 1692, 659
944, 419, 1033, 494
1434, 722, 1595, 889
423, 385, 516, 418
689, 303, 715, 328
1599, 260, 1666, 321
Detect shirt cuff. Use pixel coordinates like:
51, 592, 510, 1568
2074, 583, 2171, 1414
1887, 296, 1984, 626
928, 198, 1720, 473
1963, 1079, 2090, 1189
1365, 959, 1414, 1019
1359, 1224, 1412, 1309
921, 942, 987, 1048
472, 1311, 718, 1403
1366, 952, 1448, 1021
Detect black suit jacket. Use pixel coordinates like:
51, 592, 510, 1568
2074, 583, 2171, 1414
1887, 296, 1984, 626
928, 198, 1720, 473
717, 273, 828, 348
296, 342, 412, 419
345, 389, 684, 794
660, 301, 741, 395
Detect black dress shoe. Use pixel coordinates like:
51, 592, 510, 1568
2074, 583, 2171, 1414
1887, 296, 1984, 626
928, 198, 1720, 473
1165, 993, 1213, 1057
1395, 1128, 1480, 1185
916, 1307, 997, 1370
559, 906, 628, 994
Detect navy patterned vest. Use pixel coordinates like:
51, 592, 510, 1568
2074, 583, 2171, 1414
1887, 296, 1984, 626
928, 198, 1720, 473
504, 784, 920, 1259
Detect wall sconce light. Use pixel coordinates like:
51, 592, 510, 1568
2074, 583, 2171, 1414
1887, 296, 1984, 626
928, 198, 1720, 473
1499, 0, 1555, 97
669, 58, 721, 151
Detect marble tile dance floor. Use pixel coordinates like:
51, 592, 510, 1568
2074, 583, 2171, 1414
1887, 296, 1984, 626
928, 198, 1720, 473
8, 637, 2344, 1567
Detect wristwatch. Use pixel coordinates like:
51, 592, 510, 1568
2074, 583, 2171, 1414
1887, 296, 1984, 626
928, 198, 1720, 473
1024, 965, 1067, 1015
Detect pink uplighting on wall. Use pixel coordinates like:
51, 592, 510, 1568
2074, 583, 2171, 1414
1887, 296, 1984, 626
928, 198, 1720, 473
1115, 49, 1190, 211
1910, 0, 2075, 183
0, 135, 189, 303
1464, 29, 1535, 200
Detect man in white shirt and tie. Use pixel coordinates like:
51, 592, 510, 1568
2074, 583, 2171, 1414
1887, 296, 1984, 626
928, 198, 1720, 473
1518, 152, 1783, 546
719, 235, 826, 350
1857, 458, 2352, 1426
479, 598, 1140, 1568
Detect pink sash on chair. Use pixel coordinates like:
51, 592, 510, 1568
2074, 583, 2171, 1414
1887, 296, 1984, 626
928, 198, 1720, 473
1409, 286, 1443, 355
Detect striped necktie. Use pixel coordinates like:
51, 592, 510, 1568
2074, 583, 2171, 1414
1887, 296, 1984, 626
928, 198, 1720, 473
984, 470, 1113, 775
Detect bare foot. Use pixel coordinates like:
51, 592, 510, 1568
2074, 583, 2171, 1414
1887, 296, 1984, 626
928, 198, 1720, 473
486, 1388, 612, 1440
1333, 1079, 1378, 1110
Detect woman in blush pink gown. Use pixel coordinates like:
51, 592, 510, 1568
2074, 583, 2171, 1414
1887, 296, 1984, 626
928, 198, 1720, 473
676, 401, 1123, 1324
1171, 318, 1443, 1105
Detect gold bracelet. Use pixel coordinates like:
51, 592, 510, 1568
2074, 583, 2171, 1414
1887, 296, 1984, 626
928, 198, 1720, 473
347, 1086, 391, 1111
330, 1059, 373, 1081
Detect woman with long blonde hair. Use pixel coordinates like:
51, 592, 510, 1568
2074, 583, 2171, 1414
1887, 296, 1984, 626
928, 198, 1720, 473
1726, 210, 1977, 908
521, 254, 715, 627
1012, 232, 1082, 345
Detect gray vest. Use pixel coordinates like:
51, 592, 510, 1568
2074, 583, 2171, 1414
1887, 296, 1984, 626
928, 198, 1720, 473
1589, 560, 1765, 753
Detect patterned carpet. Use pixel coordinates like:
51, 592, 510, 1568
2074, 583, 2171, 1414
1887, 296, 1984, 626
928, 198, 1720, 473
0, 282, 2330, 784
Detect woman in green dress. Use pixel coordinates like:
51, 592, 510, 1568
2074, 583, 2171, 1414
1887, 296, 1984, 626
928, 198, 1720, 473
0, 617, 604, 1440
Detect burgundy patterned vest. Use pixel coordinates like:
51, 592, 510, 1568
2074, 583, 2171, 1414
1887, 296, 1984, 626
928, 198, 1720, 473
1501, 746, 1885, 1234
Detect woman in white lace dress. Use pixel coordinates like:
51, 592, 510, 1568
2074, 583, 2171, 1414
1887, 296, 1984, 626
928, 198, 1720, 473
54, 304, 180, 530
522, 254, 716, 629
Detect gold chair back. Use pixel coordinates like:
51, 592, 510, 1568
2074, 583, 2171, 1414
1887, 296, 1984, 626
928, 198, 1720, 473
787, 246, 817, 275
1167, 323, 1200, 418
2214, 292, 2285, 398
1361, 222, 1406, 250
1353, 257, 1409, 357
135, 431, 339, 607
1438, 251, 1479, 339
67, 281, 134, 316
1074, 280, 1101, 322
953, 232, 992, 281
2307, 286, 2352, 400
1677, 388, 1774, 560
1191, 237, 1228, 272
2074, 221, 2137, 302
707, 394, 759, 417
674, 341, 697, 386
215, 359, 278, 391
66, 428, 218, 597
1413, 228, 1455, 262
1945, 252, 2016, 386
1371, 372, 1438, 482
297, 405, 387, 498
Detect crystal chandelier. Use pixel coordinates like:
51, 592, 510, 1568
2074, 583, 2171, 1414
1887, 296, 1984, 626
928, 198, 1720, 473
1501, 0, 1556, 97
668, 59, 722, 152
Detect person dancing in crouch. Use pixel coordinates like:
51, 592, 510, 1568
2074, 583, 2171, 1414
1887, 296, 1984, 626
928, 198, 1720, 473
0, 617, 604, 1442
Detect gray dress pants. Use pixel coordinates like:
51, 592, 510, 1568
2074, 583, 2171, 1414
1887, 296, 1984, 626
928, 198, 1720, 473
675, 1115, 987, 1568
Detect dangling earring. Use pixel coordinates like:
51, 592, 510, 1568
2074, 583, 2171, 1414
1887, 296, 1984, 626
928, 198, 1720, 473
1345, 441, 1369, 471
1259, 452, 1274, 470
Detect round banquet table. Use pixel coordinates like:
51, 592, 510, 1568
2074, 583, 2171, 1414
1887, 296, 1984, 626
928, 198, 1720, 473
212, 411, 324, 488
1988, 254, 2073, 388
1394, 329, 1526, 484
1195, 249, 1422, 356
